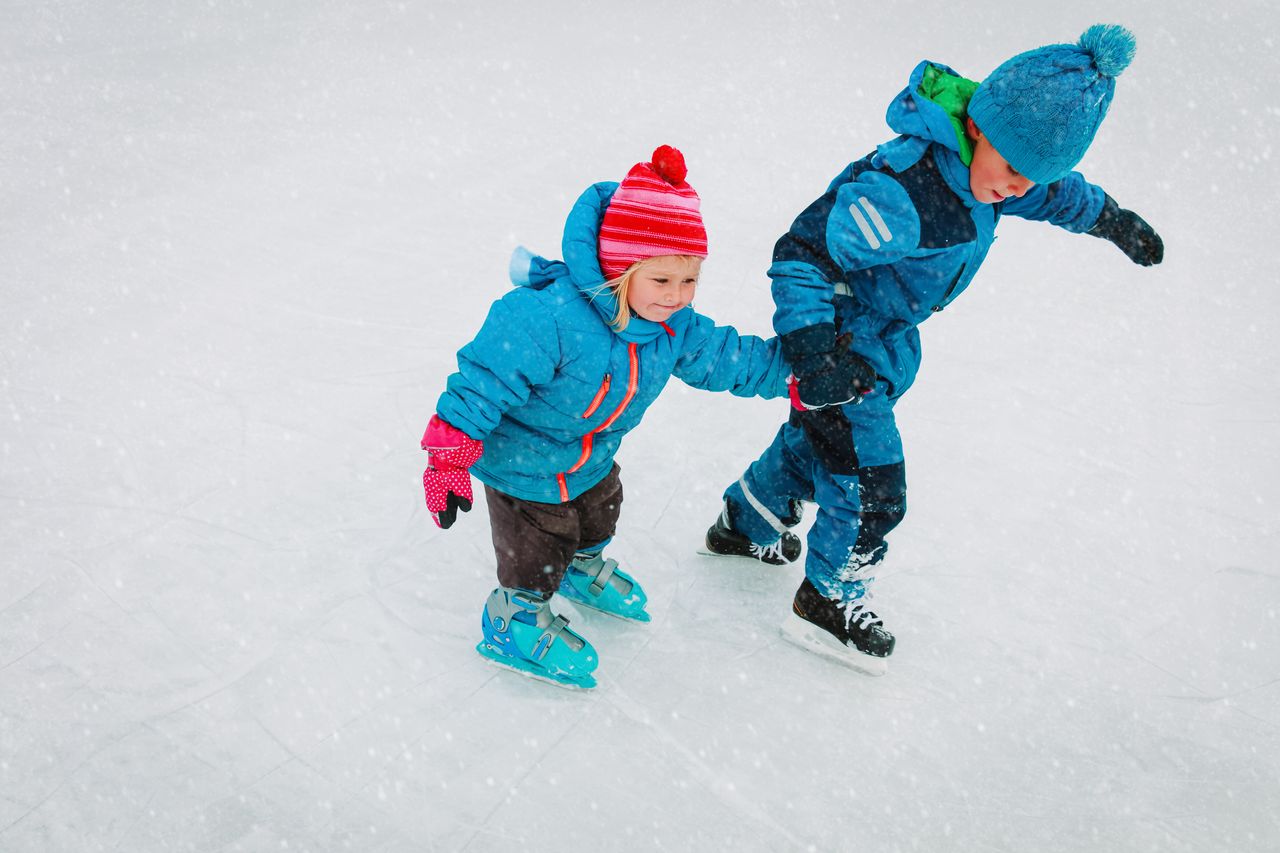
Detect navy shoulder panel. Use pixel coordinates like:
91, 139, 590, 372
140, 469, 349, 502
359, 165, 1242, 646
772, 154, 879, 280
889, 151, 975, 249
771, 189, 844, 282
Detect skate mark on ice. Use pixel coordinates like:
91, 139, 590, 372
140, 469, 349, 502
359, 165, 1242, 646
456, 690, 598, 851
600, 686, 809, 849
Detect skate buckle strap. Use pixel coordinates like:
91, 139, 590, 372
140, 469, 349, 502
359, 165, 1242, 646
572, 553, 620, 596
487, 588, 536, 631
532, 614, 571, 662
589, 558, 619, 595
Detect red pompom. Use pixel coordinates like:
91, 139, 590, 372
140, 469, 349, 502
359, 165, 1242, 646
650, 145, 687, 185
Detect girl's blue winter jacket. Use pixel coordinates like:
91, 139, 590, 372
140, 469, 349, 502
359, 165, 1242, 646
769, 60, 1110, 398
436, 182, 790, 504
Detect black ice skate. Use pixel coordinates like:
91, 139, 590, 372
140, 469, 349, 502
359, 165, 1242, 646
703, 500, 801, 566
781, 577, 895, 676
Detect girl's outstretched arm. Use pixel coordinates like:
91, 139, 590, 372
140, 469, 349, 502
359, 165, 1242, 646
671, 312, 789, 399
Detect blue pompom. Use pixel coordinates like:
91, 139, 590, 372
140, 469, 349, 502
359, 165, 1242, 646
1079, 24, 1136, 77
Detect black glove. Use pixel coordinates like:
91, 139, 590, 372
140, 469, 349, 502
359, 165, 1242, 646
1087, 194, 1164, 266
781, 323, 876, 409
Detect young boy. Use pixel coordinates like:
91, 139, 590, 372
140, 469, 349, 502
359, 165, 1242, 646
703, 25, 1164, 674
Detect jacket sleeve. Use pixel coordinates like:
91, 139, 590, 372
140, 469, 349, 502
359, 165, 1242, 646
435, 290, 560, 440
769, 171, 921, 336
672, 312, 790, 399
1001, 171, 1107, 232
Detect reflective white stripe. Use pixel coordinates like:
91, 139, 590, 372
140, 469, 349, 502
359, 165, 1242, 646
846, 202, 880, 250
858, 197, 892, 243
738, 477, 788, 536
833, 282, 853, 297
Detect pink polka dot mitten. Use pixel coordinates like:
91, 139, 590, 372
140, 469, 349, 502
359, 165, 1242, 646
421, 414, 483, 529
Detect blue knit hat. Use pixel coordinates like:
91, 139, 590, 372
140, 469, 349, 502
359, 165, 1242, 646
967, 24, 1137, 185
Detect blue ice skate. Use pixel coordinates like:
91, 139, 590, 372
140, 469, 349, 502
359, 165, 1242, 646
475, 587, 598, 689
557, 552, 650, 622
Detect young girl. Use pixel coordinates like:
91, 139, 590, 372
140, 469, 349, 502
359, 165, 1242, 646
422, 147, 856, 689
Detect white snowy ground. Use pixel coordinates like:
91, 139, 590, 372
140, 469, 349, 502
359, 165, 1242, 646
3, 2, 1278, 851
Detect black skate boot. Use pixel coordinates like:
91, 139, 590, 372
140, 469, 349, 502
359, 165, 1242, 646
781, 577, 894, 675
703, 500, 801, 566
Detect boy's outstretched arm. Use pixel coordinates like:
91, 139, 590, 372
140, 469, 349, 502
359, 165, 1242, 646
1002, 174, 1163, 266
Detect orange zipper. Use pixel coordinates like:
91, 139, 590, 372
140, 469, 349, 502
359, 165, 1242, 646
593, 344, 639, 432
557, 343, 640, 501
582, 374, 611, 418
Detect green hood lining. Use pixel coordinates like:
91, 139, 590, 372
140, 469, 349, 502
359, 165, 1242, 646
917, 64, 979, 166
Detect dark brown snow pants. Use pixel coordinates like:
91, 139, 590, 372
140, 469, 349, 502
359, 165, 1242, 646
485, 464, 623, 596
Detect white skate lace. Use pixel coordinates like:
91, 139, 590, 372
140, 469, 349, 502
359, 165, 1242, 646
842, 596, 883, 631
838, 560, 883, 630
749, 539, 786, 563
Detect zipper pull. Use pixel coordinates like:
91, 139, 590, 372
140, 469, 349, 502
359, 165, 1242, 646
582, 374, 612, 418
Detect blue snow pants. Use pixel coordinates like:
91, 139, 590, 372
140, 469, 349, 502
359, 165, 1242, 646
724, 386, 907, 602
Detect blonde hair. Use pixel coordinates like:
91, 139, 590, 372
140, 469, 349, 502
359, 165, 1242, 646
601, 255, 702, 332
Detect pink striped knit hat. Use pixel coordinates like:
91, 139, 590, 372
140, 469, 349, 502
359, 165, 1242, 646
597, 145, 708, 280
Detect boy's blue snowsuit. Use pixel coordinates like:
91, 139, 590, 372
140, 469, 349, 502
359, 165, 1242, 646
438, 181, 789, 512
725, 61, 1112, 601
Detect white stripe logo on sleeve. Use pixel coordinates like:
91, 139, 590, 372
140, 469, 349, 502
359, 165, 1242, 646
848, 197, 893, 250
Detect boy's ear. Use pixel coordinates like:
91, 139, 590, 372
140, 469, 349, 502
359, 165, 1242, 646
965, 115, 982, 141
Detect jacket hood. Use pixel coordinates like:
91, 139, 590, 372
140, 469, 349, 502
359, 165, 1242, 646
876, 60, 984, 205
877, 61, 980, 168
507, 181, 690, 344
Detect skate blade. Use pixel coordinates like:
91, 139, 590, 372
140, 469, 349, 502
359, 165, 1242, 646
555, 589, 651, 623
696, 545, 800, 567
779, 613, 889, 676
695, 548, 779, 566
475, 641, 597, 690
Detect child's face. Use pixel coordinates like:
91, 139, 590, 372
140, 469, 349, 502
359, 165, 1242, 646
626, 256, 701, 322
966, 117, 1035, 204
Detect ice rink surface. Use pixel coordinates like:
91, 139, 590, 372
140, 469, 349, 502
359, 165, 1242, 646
3, 2, 1278, 850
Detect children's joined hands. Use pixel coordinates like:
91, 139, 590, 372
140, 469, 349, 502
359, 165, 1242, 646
782, 327, 877, 410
